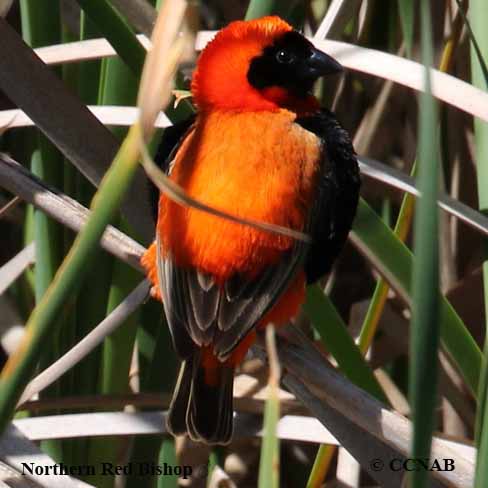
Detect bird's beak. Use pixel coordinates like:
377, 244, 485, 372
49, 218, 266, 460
307, 47, 343, 77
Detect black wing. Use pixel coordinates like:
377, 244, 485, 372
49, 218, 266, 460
296, 109, 360, 284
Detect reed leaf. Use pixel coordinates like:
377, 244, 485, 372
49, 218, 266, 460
75, 0, 146, 75
408, 2, 441, 487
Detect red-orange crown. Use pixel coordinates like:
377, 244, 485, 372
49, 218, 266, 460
191, 16, 293, 111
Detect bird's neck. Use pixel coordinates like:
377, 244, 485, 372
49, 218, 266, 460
260, 86, 320, 116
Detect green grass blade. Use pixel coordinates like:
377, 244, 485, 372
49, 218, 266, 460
304, 285, 386, 402
58, 56, 78, 462
455, 0, 488, 86
19, 0, 60, 48
258, 327, 280, 488
126, 304, 178, 488
245, 0, 298, 22
352, 199, 482, 395
98, 58, 139, 112
157, 439, 179, 488
31, 140, 65, 462
408, 2, 440, 487
83, 52, 139, 486
0, 124, 142, 433
397, 0, 414, 57
356, 167, 417, 361
78, 12, 102, 104
258, 394, 280, 488
20, 0, 65, 462
357, 279, 390, 354
75, 0, 146, 75
87, 251, 140, 488
67, 12, 109, 467
245, 0, 278, 20
306, 443, 335, 488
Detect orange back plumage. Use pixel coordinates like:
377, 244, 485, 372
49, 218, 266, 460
191, 16, 293, 111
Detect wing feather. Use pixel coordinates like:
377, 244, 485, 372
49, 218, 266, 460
295, 109, 360, 283
186, 269, 220, 332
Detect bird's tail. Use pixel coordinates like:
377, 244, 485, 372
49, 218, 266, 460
166, 351, 234, 445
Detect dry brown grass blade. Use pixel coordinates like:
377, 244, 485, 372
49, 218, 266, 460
0, 425, 93, 487
172, 89, 193, 108
208, 466, 237, 488
11, 410, 339, 446
272, 329, 474, 488
0, 243, 35, 296
110, 0, 156, 37
313, 38, 488, 122
314, 0, 363, 39
336, 447, 361, 487
19, 373, 301, 414
0, 19, 153, 242
353, 78, 396, 155
0, 19, 114, 186
359, 157, 488, 239
35, 34, 150, 65
266, 325, 281, 390
17, 280, 150, 406
145, 150, 312, 242
0, 154, 145, 272
9, 407, 475, 473
137, 0, 188, 139
0, 0, 12, 17
0, 195, 21, 219
19, 388, 297, 416
0, 106, 172, 131
283, 373, 419, 488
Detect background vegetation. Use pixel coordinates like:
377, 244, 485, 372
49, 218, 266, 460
0, 0, 487, 487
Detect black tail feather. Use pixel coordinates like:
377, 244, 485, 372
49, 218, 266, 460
166, 352, 234, 445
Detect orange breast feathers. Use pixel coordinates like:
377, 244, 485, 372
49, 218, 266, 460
156, 109, 321, 283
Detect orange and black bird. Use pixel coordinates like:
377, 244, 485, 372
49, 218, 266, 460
141, 16, 360, 444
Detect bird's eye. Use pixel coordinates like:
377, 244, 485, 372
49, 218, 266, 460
276, 49, 293, 64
